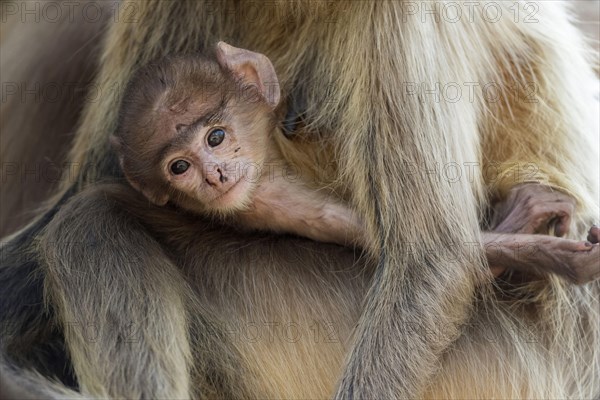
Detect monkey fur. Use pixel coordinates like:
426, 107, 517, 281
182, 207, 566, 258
112, 43, 363, 247
1, 1, 599, 399
113, 45, 599, 280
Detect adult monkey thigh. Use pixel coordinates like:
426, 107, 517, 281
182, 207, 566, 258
2, 1, 599, 400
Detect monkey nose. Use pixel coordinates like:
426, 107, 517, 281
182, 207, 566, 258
205, 167, 228, 188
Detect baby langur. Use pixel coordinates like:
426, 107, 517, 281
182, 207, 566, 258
112, 42, 362, 247
112, 42, 599, 284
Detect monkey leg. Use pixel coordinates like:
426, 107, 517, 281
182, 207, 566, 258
485, 226, 600, 284
39, 184, 193, 398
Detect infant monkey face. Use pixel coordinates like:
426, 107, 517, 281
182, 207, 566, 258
164, 121, 264, 213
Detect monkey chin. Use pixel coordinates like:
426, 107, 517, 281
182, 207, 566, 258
202, 178, 257, 217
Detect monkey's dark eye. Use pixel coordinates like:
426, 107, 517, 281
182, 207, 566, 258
170, 160, 190, 175
207, 128, 225, 147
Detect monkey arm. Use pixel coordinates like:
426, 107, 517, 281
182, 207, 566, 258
483, 228, 600, 284
237, 177, 363, 247
240, 176, 600, 284
39, 184, 193, 398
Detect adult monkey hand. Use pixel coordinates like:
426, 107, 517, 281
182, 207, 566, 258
492, 183, 577, 237
488, 182, 599, 282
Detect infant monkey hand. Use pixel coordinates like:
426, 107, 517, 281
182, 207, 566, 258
486, 225, 599, 284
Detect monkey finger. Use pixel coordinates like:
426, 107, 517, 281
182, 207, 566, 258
587, 225, 599, 244
570, 244, 600, 284
528, 203, 573, 236
549, 212, 571, 237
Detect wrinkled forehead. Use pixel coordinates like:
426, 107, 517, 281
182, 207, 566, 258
138, 91, 228, 157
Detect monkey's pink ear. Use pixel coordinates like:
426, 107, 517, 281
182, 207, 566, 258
216, 41, 281, 109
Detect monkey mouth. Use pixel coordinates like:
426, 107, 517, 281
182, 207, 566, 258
208, 180, 242, 205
